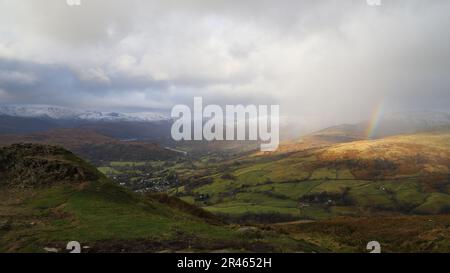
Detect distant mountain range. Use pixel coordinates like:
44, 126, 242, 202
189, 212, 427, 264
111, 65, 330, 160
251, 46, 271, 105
0, 104, 169, 122
0, 104, 173, 140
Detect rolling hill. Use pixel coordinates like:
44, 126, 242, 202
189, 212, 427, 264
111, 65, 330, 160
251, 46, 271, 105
268, 111, 450, 155
171, 130, 450, 221
0, 143, 321, 253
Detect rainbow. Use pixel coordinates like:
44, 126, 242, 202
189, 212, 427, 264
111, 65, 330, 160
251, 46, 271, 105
365, 102, 384, 139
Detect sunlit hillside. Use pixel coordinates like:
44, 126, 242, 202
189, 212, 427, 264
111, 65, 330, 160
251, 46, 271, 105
172, 131, 450, 221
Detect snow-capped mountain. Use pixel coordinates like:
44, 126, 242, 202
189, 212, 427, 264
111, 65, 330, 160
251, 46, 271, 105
0, 105, 169, 122
76, 111, 169, 122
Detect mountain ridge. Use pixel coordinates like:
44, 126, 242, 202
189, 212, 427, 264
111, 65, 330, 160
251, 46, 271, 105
0, 104, 169, 122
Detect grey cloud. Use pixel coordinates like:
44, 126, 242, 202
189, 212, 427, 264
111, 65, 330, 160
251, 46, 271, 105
0, 0, 449, 133
0, 58, 170, 109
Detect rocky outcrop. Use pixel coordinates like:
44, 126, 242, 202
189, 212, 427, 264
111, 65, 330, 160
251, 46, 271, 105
0, 143, 104, 188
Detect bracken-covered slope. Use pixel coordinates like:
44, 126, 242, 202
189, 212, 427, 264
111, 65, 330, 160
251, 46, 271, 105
0, 143, 321, 253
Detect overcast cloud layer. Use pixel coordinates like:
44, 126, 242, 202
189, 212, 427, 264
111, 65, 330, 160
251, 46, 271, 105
0, 0, 449, 133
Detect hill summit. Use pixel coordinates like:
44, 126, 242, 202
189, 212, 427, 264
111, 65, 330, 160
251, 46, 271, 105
0, 143, 103, 188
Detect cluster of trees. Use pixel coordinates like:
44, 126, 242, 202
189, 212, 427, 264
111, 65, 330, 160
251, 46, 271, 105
217, 212, 299, 224
298, 187, 354, 207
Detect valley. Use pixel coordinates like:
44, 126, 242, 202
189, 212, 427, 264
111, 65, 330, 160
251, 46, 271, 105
1, 108, 450, 252
2, 0, 450, 256
169, 131, 450, 222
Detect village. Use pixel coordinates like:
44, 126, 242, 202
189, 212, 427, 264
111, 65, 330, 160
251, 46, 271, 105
100, 162, 181, 193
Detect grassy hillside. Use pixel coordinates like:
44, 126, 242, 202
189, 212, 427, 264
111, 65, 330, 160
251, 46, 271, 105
0, 144, 321, 253
272, 215, 450, 252
171, 131, 450, 221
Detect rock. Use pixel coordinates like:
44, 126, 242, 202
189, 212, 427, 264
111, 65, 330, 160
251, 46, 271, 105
236, 226, 263, 239
0, 143, 103, 188
43, 247, 59, 253
237, 226, 258, 233
157, 250, 172, 253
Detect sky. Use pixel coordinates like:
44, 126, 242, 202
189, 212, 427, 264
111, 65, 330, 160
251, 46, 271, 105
0, 0, 449, 133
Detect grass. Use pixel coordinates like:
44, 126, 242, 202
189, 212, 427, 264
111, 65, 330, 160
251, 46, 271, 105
311, 168, 337, 180
110, 161, 148, 167
273, 215, 450, 252
204, 203, 300, 216
251, 181, 321, 200
413, 193, 450, 214
98, 166, 121, 175
236, 170, 271, 185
